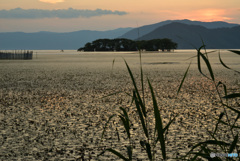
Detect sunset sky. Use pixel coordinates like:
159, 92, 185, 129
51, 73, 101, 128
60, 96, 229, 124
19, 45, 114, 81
0, 0, 239, 32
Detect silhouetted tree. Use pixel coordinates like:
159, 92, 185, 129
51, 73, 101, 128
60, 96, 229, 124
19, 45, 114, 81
161, 38, 178, 51
78, 38, 177, 52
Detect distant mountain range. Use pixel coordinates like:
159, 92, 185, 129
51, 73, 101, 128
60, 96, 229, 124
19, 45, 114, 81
0, 28, 132, 50
0, 19, 239, 49
119, 19, 239, 40
136, 22, 240, 49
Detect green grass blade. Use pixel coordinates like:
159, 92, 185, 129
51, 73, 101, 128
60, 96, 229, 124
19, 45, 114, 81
219, 51, 231, 70
163, 114, 178, 133
130, 90, 134, 106
201, 145, 211, 156
118, 115, 128, 137
190, 152, 221, 161
116, 127, 120, 141
200, 37, 208, 59
105, 148, 130, 161
206, 130, 225, 151
185, 50, 216, 61
140, 140, 146, 149
139, 50, 145, 106
124, 59, 147, 117
133, 91, 149, 138
229, 50, 240, 55
155, 114, 178, 144
120, 107, 130, 122
124, 60, 138, 92
127, 146, 132, 160
219, 51, 240, 74
124, 91, 134, 97
177, 62, 191, 95
190, 148, 204, 161
101, 114, 116, 142
217, 119, 240, 129
231, 113, 240, 130
213, 112, 224, 136
198, 50, 215, 81
197, 46, 207, 78
217, 81, 227, 97
154, 113, 178, 145
145, 142, 153, 161
118, 109, 131, 139
229, 134, 239, 153
223, 104, 240, 114
223, 93, 240, 99
148, 78, 166, 160
186, 140, 231, 157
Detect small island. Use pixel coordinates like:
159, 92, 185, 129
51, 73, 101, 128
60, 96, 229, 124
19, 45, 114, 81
78, 38, 177, 52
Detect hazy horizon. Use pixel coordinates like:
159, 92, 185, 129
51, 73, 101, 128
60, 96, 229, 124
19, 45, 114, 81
0, 19, 239, 34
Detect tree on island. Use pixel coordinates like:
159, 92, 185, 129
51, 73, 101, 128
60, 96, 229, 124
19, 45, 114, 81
78, 38, 177, 52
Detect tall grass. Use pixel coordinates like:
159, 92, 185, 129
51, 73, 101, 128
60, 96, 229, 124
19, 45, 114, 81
99, 50, 177, 160
99, 46, 240, 160
178, 47, 240, 160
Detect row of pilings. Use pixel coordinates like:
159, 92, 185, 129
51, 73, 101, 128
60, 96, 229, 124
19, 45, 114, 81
0, 50, 33, 60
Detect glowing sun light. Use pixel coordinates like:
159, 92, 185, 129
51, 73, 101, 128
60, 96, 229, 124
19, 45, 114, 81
39, 0, 64, 4
187, 9, 232, 22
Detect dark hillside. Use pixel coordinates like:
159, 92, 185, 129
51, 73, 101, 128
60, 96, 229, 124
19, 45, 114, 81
137, 22, 240, 49
120, 19, 239, 40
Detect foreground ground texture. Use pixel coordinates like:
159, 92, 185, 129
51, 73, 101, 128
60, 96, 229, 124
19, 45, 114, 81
0, 50, 239, 160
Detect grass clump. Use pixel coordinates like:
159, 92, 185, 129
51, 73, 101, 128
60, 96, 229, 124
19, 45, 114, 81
99, 50, 177, 160
179, 47, 240, 160
99, 46, 239, 160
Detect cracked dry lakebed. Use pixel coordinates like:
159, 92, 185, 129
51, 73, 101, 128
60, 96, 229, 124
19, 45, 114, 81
0, 50, 239, 160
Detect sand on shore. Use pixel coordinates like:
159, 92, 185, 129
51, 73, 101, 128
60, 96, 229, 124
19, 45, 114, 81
0, 50, 239, 160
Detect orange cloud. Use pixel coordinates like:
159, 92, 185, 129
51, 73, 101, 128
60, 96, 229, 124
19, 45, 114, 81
39, 0, 64, 4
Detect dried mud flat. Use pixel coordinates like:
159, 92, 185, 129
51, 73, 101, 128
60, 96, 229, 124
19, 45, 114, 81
0, 50, 239, 160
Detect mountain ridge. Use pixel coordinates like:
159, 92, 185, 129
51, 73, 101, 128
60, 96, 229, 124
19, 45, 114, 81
136, 22, 240, 49
0, 19, 239, 50
0, 28, 132, 50
119, 19, 240, 40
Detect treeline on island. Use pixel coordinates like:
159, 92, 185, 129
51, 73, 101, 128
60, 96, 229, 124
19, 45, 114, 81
78, 38, 177, 52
